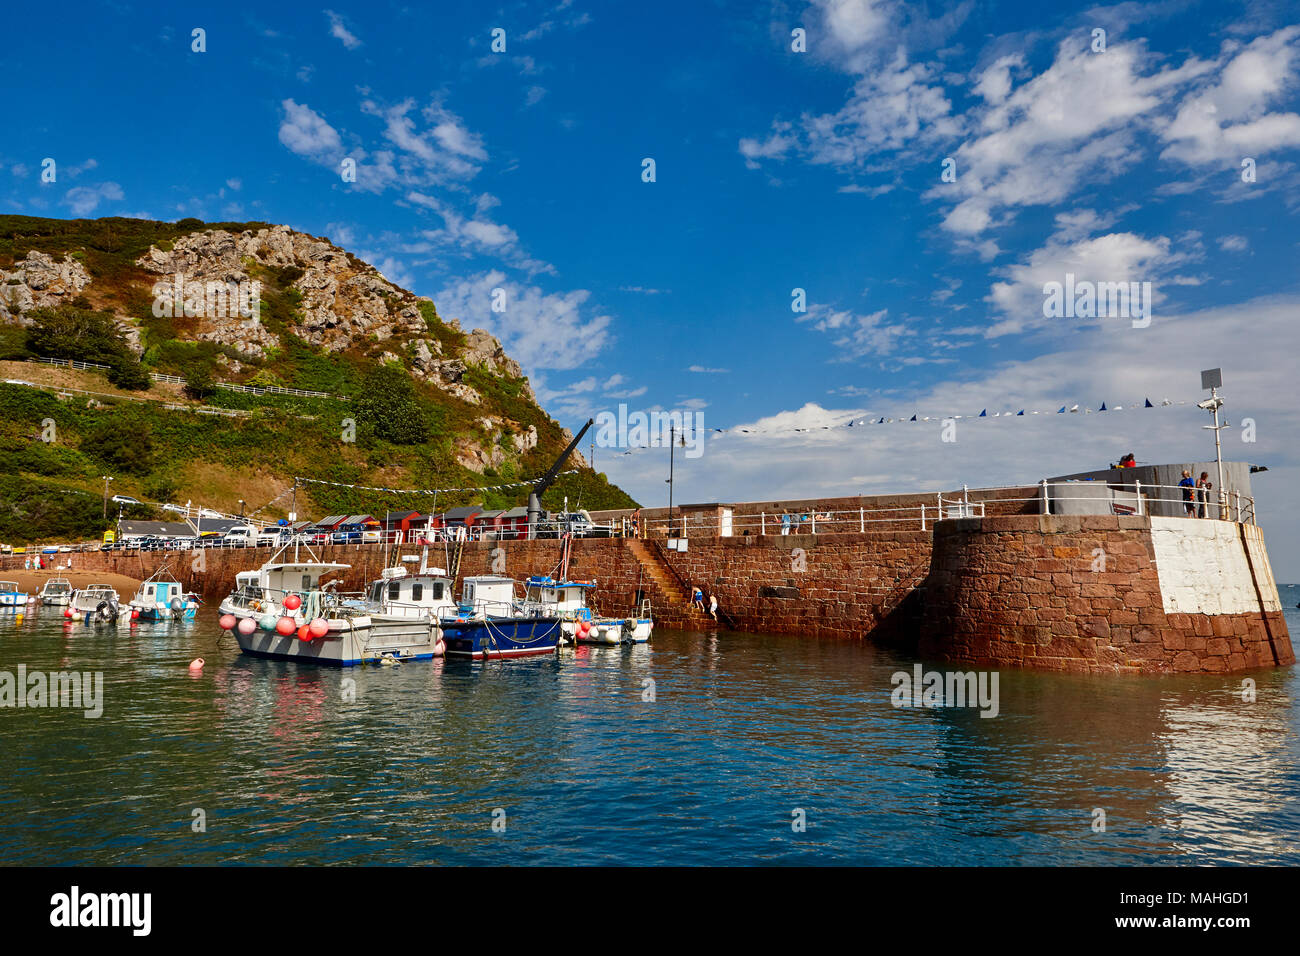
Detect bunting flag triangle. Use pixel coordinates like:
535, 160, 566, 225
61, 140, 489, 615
1099, 402, 1107, 411
979, 409, 987, 417
1145, 398, 1154, 407
909, 414, 917, 422
1017, 410, 1025, 415
1058, 406, 1066, 413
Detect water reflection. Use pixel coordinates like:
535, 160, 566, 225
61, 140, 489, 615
0, 605, 1297, 865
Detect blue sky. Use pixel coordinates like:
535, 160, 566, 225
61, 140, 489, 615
5, 0, 1300, 573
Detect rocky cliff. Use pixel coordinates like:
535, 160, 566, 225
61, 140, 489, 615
0, 215, 626, 535
0, 216, 589, 474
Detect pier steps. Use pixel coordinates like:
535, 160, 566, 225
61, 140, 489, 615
625, 539, 721, 628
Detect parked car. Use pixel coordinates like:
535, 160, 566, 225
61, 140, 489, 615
535, 512, 602, 538
111, 495, 143, 506
160, 503, 187, 515
331, 522, 381, 544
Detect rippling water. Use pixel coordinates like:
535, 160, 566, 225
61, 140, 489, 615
2, 599, 1298, 865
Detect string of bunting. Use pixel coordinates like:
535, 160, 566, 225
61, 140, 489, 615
292, 470, 581, 497
730, 397, 1188, 434
608, 396, 1192, 456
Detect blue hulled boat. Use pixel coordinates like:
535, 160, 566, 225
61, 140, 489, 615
440, 615, 563, 659
442, 575, 563, 659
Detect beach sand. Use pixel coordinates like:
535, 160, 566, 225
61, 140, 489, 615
5, 569, 143, 598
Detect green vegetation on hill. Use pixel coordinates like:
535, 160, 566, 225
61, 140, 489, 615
0, 214, 637, 542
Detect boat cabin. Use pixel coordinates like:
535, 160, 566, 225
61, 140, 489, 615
523, 575, 595, 616
365, 566, 456, 618
135, 579, 183, 605
460, 575, 517, 614
233, 562, 349, 602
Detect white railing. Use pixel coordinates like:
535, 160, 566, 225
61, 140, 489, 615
35, 356, 111, 371
33, 357, 344, 400
1039, 480, 1256, 524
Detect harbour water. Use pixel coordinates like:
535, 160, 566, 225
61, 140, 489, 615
2, 600, 1298, 866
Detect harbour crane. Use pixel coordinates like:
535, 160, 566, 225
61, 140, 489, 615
526, 418, 594, 539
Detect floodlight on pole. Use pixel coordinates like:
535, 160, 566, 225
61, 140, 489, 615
1199, 368, 1228, 519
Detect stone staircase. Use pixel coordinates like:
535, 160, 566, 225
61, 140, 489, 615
625, 539, 725, 629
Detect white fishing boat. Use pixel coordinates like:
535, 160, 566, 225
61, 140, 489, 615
0, 580, 30, 609
127, 566, 200, 621
355, 556, 456, 654
68, 585, 122, 623
521, 575, 651, 644
37, 577, 72, 606
217, 541, 440, 665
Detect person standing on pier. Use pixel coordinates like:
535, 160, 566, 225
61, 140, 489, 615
1197, 472, 1212, 519
1179, 470, 1197, 516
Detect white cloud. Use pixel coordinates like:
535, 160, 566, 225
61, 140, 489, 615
986, 228, 1192, 337
1218, 234, 1250, 252
1160, 27, 1300, 166
325, 10, 361, 50
436, 270, 612, 372
798, 303, 913, 359
408, 192, 551, 274
63, 182, 123, 216
278, 99, 343, 159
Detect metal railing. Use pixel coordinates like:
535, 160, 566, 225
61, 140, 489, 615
1036, 479, 1256, 524
628, 480, 1258, 539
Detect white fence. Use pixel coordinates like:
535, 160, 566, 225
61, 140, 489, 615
33, 357, 343, 400
632, 481, 1257, 539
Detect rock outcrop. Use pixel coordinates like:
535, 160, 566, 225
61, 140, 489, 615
2, 219, 555, 479
0, 252, 93, 325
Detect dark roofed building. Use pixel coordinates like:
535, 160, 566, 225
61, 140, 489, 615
117, 520, 195, 539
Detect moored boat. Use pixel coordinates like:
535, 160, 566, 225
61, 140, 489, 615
520, 575, 652, 644
354, 556, 455, 657
68, 585, 122, 623
127, 566, 201, 621
37, 577, 72, 606
217, 549, 371, 665
217, 542, 445, 665
0, 580, 31, 609
441, 575, 562, 659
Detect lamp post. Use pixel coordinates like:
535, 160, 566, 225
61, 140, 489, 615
101, 476, 113, 519
667, 423, 675, 535
1199, 368, 1228, 519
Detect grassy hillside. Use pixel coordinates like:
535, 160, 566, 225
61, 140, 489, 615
0, 215, 636, 542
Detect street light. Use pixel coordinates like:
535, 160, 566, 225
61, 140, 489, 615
1199, 368, 1228, 519
101, 476, 113, 519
